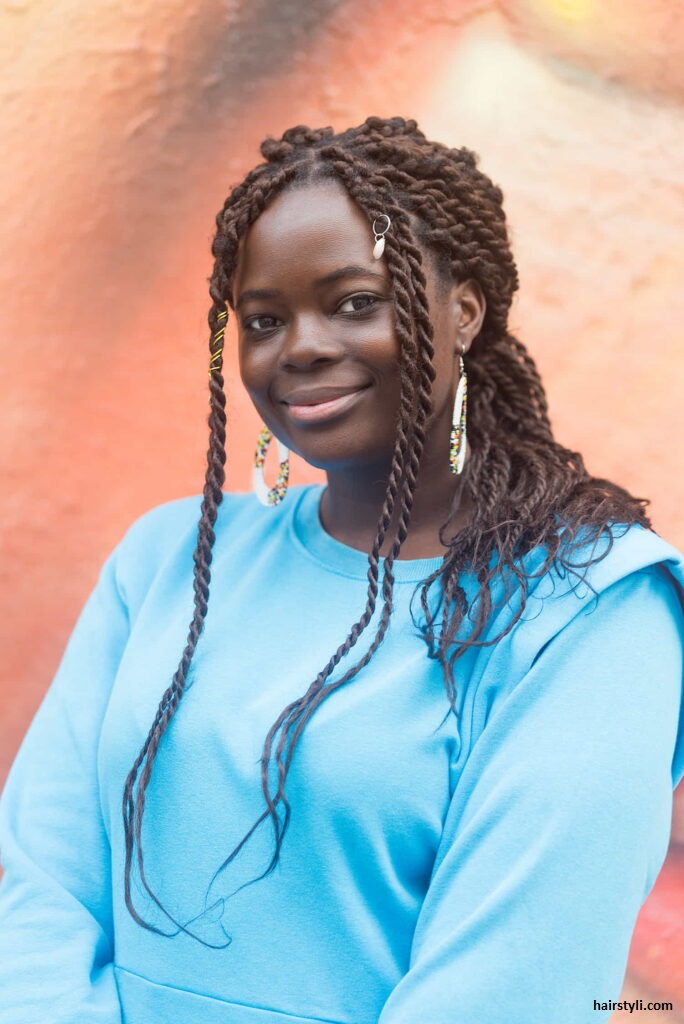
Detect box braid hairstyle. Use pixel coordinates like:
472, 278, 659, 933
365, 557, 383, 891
122, 115, 651, 943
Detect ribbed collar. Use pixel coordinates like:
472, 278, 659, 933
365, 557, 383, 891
289, 484, 446, 583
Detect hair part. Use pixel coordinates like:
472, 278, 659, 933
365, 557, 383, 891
122, 115, 651, 942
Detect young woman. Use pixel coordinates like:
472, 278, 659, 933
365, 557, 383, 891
1, 116, 683, 1024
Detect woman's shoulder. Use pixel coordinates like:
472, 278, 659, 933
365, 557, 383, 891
517, 520, 684, 606
467, 523, 684, 784
470, 521, 684, 698
569, 521, 684, 589
112, 484, 318, 571
498, 522, 684, 677
98, 486, 315, 619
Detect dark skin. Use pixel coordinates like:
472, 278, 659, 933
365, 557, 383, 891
233, 179, 486, 559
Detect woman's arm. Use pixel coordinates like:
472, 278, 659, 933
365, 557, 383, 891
378, 565, 684, 1024
0, 547, 129, 1024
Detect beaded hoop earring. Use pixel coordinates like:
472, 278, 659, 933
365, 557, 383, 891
449, 354, 468, 475
253, 426, 290, 506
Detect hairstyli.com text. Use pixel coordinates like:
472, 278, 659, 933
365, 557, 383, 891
594, 999, 674, 1013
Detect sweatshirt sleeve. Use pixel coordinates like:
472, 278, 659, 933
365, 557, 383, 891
377, 564, 684, 1024
0, 545, 129, 1024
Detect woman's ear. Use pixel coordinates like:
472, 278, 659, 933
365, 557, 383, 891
453, 279, 486, 354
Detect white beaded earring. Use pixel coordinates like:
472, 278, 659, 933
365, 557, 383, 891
449, 353, 468, 475
253, 426, 290, 506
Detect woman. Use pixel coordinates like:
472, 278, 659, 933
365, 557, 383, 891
1, 116, 683, 1024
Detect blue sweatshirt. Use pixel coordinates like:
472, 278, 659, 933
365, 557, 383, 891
1, 483, 683, 1024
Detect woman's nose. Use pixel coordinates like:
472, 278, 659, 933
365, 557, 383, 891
278, 313, 344, 369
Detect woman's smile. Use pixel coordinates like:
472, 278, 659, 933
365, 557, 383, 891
281, 382, 372, 425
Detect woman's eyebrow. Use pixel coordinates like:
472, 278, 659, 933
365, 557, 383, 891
235, 265, 387, 311
317, 264, 387, 286
235, 287, 280, 311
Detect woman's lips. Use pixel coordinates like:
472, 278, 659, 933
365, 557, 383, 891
284, 385, 370, 423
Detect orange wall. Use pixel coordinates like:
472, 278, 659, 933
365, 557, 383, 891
2, 1, 683, 1015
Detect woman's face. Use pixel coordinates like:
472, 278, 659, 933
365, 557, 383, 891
233, 178, 478, 474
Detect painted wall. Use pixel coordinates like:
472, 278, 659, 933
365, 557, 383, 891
1, 0, 683, 1016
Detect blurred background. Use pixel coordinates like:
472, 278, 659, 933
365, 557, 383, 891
1, 1, 682, 1018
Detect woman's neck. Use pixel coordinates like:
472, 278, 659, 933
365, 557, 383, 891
319, 458, 472, 560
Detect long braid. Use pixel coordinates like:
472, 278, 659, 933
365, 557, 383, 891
122, 142, 423, 926
250, 153, 441, 873
121, 291, 227, 937
122, 116, 651, 938
122, 163, 301, 938
206, 146, 437, 890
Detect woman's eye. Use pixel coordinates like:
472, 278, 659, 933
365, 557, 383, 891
243, 315, 280, 332
337, 293, 380, 315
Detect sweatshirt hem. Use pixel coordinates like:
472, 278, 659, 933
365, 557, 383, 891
114, 965, 354, 1024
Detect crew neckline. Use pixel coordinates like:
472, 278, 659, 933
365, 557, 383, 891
290, 484, 446, 583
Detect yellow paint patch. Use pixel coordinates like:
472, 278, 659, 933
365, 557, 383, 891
541, 0, 596, 23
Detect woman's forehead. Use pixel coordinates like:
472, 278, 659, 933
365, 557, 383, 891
243, 180, 369, 247
234, 181, 385, 286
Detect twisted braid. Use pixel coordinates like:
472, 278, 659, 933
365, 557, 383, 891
122, 163, 300, 941
205, 144, 440, 892
123, 116, 651, 939
121, 306, 227, 939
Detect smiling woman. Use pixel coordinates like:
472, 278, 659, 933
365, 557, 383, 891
1, 116, 683, 1024
235, 193, 405, 476
233, 177, 485, 555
